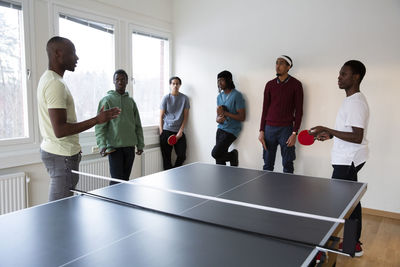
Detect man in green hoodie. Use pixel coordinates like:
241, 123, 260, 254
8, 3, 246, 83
95, 69, 144, 184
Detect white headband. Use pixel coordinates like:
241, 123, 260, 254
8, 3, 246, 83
278, 55, 292, 67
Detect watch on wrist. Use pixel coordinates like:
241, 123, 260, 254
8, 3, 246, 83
292, 131, 297, 135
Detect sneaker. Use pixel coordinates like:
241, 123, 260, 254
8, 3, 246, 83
315, 251, 326, 264
338, 241, 363, 257
230, 149, 239, 166
355, 242, 363, 257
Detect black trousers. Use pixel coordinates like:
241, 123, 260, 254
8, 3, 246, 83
332, 162, 365, 242
160, 130, 187, 170
211, 129, 237, 165
108, 147, 135, 185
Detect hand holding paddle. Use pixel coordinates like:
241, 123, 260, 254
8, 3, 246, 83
176, 130, 183, 139
167, 135, 177, 146
298, 130, 316, 146
310, 126, 333, 141
315, 131, 331, 141
298, 126, 333, 146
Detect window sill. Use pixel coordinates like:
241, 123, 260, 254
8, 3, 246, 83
0, 144, 42, 169
0, 126, 160, 169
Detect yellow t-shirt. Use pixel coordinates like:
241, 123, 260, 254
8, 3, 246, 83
37, 70, 81, 156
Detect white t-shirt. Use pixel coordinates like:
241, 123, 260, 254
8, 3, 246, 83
331, 92, 369, 166
37, 70, 81, 156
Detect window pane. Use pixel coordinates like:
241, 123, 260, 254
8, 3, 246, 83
132, 33, 169, 126
59, 14, 114, 129
0, 3, 28, 140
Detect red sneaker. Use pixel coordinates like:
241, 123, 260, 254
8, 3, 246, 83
338, 241, 363, 257
315, 251, 326, 264
355, 242, 363, 257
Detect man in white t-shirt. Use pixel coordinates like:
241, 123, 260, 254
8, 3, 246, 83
310, 60, 369, 257
37, 36, 120, 201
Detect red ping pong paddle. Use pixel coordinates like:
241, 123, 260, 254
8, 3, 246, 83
298, 130, 315, 146
167, 135, 177, 145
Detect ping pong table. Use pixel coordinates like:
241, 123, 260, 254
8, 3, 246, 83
0, 162, 366, 267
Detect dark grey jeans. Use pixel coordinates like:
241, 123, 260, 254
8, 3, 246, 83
40, 149, 81, 201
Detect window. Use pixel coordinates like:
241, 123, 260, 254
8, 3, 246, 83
58, 13, 115, 126
132, 31, 170, 126
0, 0, 29, 141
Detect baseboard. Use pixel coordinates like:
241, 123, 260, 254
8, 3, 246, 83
363, 208, 400, 220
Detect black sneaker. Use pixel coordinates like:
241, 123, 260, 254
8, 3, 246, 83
230, 149, 239, 166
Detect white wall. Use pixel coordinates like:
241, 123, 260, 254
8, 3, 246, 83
2, 0, 399, 213
0, 0, 172, 206
172, 0, 400, 213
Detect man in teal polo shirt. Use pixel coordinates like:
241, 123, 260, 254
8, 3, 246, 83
211, 70, 246, 166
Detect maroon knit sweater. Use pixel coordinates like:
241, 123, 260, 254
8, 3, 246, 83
259, 76, 303, 132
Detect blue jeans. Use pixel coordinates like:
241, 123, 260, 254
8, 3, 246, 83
40, 149, 81, 201
262, 125, 295, 173
108, 147, 135, 185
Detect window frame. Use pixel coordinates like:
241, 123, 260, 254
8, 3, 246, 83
0, 2, 172, 168
52, 4, 120, 148
0, 0, 37, 147
0, 0, 43, 169
128, 23, 172, 128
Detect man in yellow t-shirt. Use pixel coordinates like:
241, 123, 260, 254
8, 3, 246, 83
37, 36, 120, 201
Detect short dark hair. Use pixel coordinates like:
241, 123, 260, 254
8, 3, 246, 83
46, 36, 71, 56
114, 69, 128, 80
169, 76, 182, 85
217, 70, 235, 90
47, 36, 69, 46
344, 60, 366, 84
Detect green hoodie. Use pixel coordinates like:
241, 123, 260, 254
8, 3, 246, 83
95, 90, 144, 150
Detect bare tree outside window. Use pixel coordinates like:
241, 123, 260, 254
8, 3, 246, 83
59, 14, 114, 130
0, 3, 28, 140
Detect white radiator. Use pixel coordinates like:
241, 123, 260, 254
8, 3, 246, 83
142, 147, 163, 175
76, 158, 109, 191
76, 148, 162, 192
0, 172, 28, 215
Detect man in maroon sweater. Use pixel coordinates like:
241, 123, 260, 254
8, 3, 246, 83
258, 55, 303, 173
